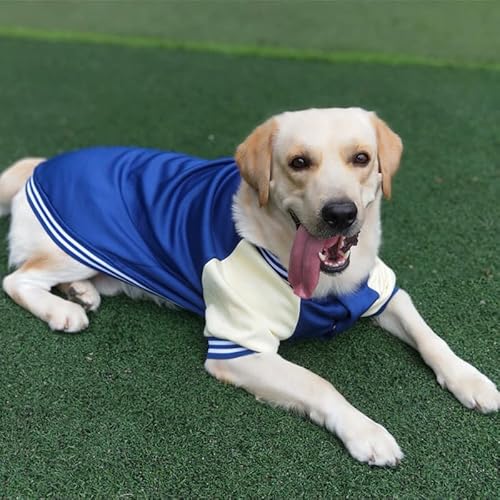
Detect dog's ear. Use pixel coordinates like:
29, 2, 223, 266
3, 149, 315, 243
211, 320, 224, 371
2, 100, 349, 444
370, 113, 403, 199
235, 118, 277, 206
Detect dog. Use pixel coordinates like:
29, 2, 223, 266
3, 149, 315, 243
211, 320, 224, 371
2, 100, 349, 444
1, 107, 498, 466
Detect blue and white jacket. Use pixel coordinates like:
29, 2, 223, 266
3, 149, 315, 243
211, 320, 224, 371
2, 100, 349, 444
26, 147, 397, 359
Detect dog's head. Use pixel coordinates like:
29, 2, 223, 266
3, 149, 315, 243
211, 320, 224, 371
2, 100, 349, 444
235, 107, 403, 298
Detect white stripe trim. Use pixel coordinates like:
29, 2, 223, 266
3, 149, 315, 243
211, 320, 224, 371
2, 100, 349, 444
260, 247, 285, 268
27, 177, 158, 296
257, 247, 288, 279
207, 347, 250, 354
26, 179, 112, 274
28, 178, 138, 283
261, 248, 282, 267
207, 340, 239, 346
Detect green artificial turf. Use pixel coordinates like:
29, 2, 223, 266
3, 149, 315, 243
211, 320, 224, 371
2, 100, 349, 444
0, 35, 499, 498
0, 0, 500, 66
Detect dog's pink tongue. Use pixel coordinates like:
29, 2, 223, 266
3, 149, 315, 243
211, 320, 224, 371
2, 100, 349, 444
289, 226, 328, 299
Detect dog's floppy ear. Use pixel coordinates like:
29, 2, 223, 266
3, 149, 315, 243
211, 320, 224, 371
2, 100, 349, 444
235, 118, 277, 206
370, 113, 403, 199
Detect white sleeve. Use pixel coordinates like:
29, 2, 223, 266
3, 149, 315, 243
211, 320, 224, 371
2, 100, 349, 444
202, 241, 301, 354
361, 257, 397, 317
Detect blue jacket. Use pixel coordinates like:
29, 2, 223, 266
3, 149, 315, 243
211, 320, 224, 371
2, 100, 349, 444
27, 147, 397, 359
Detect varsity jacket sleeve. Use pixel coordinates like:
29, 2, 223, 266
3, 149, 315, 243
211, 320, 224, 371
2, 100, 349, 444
360, 258, 398, 317
202, 241, 301, 359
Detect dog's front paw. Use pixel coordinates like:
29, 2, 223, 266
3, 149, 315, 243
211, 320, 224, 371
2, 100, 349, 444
67, 280, 101, 312
46, 302, 89, 332
437, 360, 500, 413
336, 412, 403, 467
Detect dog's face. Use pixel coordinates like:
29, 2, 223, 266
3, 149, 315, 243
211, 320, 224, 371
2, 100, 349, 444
235, 107, 403, 298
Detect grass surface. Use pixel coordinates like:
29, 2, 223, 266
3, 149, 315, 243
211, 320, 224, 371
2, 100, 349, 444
1, 0, 500, 66
0, 17, 499, 500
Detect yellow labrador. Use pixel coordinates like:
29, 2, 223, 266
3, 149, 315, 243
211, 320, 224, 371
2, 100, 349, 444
1, 107, 498, 466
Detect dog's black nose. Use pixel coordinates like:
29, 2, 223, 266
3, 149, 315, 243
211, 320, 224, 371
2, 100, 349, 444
321, 201, 357, 231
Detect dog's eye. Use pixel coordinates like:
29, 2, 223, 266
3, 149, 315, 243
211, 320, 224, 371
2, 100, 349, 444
353, 152, 370, 166
289, 156, 311, 170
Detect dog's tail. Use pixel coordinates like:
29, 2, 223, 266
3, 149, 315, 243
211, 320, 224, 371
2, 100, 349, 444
0, 157, 44, 216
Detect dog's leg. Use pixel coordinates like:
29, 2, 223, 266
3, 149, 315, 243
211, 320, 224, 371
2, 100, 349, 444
4, 186, 99, 331
375, 289, 500, 413
205, 353, 403, 466
3, 254, 98, 332
58, 280, 101, 312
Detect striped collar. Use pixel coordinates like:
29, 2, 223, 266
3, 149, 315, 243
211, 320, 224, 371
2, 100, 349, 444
255, 246, 289, 280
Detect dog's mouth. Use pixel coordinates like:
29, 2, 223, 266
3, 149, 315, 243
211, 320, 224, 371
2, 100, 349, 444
288, 210, 359, 299
319, 233, 358, 274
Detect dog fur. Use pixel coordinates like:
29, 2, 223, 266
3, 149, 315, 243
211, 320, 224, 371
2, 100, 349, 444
1, 107, 498, 466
